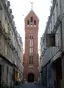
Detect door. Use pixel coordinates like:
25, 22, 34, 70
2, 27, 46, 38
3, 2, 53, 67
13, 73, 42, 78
28, 73, 34, 82
52, 58, 62, 88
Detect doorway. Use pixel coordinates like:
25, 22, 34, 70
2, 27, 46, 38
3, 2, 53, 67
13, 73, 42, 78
28, 73, 34, 82
52, 58, 62, 88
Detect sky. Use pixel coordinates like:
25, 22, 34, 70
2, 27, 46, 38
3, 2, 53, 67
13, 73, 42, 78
9, 0, 52, 52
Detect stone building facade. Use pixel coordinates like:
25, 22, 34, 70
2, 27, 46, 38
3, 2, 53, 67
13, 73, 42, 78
0, 0, 23, 88
40, 0, 64, 88
23, 10, 39, 82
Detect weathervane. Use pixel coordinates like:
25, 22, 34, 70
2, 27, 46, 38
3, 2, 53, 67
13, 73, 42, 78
30, 1, 34, 10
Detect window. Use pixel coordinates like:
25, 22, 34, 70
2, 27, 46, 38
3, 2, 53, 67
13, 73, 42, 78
0, 5, 2, 10
5, 45, 7, 55
34, 20, 36, 25
46, 34, 55, 47
0, 20, 2, 29
53, 12, 55, 26
7, 1, 10, 7
30, 47, 33, 54
30, 36, 33, 39
30, 17, 33, 26
51, 21, 52, 31
7, 66, 9, 81
55, 6, 57, 23
31, 17, 33, 22
29, 56, 33, 64
30, 36, 33, 47
56, 2, 58, 17
30, 39, 33, 47
5, 15, 7, 20
27, 20, 29, 25
0, 65, 2, 78
29, 36, 33, 54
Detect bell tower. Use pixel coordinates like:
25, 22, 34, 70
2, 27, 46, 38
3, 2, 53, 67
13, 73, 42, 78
23, 10, 39, 82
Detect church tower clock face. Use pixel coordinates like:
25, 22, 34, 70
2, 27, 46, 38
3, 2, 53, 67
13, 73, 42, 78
23, 10, 39, 82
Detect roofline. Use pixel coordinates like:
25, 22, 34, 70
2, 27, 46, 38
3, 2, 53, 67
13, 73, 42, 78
24, 10, 39, 21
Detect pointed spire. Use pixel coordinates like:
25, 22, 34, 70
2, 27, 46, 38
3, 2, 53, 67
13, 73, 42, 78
30, 1, 34, 10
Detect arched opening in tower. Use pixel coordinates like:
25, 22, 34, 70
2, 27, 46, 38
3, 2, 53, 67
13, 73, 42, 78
27, 73, 34, 82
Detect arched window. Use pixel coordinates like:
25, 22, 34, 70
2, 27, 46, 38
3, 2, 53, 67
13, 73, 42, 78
34, 20, 36, 25
31, 17, 33, 22
29, 55, 33, 64
27, 20, 29, 25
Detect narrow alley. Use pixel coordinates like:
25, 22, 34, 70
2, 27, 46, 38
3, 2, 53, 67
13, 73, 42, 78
0, 0, 64, 88
14, 83, 42, 88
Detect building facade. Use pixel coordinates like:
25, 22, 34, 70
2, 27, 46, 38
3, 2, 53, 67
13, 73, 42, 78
0, 0, 23, 88
40, 0, 64, 88
23, 10, 39, 82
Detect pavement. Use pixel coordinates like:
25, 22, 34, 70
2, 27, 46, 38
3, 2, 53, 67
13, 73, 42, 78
14, 82, 45, 88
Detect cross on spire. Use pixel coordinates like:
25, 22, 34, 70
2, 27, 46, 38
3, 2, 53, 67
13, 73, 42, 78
30, 1, 34, 10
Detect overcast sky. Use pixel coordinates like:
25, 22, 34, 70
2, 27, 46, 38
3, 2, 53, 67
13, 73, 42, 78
9, 0, 52, 51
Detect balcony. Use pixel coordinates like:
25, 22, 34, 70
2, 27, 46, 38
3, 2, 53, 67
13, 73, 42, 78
4, 32, 11, 40
1, 0, 10, 8
2, 1, 13, 24
41, 46, 61, 67
3, 32, 15, 51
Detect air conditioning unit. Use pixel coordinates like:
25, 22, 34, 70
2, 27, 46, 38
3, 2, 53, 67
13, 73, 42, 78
46, 33, 55, 47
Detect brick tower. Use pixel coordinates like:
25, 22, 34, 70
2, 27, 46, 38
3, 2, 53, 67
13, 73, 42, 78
23, 10, 39, 82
